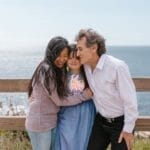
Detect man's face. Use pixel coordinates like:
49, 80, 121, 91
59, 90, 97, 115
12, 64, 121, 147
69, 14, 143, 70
76, 37, 92, 65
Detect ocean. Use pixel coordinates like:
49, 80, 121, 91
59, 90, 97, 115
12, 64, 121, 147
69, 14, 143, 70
0, 46, 150, 115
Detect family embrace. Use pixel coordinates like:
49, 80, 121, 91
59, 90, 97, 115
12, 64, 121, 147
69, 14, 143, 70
25, 28, 138, 150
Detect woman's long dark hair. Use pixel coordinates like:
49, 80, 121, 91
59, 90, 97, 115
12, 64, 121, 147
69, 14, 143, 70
69, 44, 89, 89
28, 36, 70, 98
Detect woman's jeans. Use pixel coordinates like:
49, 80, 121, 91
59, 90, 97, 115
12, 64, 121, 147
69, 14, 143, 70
27, 128, 56, 150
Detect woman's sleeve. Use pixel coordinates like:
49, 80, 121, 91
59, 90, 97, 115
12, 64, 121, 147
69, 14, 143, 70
49, 87, 90, 106
39, 66, 90, 106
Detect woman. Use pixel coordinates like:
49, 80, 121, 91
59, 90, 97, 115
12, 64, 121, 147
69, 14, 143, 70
25, 37, 92, 150
55, 44, 96, 150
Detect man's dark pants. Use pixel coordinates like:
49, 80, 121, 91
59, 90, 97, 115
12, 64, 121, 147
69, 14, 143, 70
87, 113, 128, 150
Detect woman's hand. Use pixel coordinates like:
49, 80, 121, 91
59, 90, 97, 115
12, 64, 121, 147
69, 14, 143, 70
29, 95, 35, 102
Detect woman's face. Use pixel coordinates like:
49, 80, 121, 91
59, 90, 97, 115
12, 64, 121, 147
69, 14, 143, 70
67, 52, 81, 72
54, 47, 69, 68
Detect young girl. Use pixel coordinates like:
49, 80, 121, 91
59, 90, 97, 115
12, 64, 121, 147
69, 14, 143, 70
25, 37, 92, 150
55, 44, 96, 150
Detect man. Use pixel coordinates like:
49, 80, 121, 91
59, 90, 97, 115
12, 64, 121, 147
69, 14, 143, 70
75, 29, 138, 150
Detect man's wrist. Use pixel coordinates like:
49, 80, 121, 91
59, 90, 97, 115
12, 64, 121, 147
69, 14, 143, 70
123, 123, 135, 133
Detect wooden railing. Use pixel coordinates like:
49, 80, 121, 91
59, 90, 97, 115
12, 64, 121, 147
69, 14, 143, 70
0, 78, 150, 131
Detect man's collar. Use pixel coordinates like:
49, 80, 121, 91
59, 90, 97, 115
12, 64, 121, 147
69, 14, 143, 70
96, 54, 107, 70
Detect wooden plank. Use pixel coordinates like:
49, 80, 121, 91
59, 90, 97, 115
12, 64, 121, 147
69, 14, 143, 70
135, 116, 150, 131
0, 116, 25, 130
0, 116, 150, 131
133, 78, 150, 91
0, 78, 150, 92
0, 79, 30, 92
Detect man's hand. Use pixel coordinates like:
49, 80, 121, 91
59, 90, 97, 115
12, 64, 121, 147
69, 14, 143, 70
118, 131, 134, 150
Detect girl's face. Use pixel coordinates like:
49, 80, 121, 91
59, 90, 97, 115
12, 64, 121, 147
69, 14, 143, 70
54, 47, 69, 68
67, 51, 81, 72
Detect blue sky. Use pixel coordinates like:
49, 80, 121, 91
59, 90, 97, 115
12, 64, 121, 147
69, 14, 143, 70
0, 0, 150, 51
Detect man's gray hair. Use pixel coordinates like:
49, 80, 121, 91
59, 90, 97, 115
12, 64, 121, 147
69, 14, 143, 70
75, 28, 106, 56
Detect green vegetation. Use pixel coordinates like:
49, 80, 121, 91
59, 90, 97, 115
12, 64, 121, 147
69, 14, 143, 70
0, 130, 150, 150
0, 130, 31, 150
133, 138, 150, 150
107, 137, 150, 150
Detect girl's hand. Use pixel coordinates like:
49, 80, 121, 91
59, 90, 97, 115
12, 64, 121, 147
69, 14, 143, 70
85, 88, 93, 98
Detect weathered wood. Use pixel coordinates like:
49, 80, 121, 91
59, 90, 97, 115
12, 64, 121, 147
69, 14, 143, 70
0, 79, 30, 92
0, 116, 149, 131
135, 116, 150, 131
0, 116, 25, 130
0, 78, 150, 92
133, 78, 150, 91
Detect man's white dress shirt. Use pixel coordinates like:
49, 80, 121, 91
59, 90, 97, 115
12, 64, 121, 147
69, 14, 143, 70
84, 54, 138, 133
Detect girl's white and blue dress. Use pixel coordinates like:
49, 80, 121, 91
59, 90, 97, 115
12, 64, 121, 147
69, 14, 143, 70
54, 72, 96, 150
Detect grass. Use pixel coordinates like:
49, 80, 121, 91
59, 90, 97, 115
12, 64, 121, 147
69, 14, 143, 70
0, 130, 32, 150
133, 137, 150, 150
0, 130, 150, 150
107, 137, 150, 150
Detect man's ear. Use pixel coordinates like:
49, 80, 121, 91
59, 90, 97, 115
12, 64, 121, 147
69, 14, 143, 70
91, 44, 98, 53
